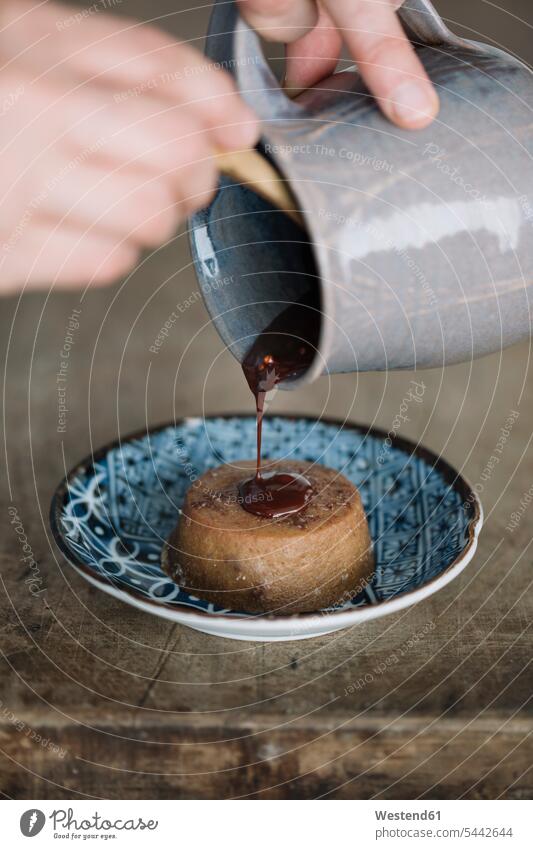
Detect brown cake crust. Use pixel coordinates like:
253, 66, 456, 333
162, 460, 374, 615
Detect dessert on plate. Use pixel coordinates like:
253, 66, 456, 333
163, 458, 373, 615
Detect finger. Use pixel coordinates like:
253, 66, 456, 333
3, 5, 259, 152
0, 219, 139, 292
284, 6, 343, 91
38, 164, 183, 248
323, 0, 439, 129
117, 61, 260, 153
80, 38, 260, 153
236, 0, 318, 42
18, 82, 220, 212
59, 92, 220, 186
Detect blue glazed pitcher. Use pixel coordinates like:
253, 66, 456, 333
190, 0, 533, 385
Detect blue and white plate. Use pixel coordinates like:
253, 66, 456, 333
50, 416, 482, 641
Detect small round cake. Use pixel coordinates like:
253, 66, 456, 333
163, 460, 374, 615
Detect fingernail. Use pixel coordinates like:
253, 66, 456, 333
390, 81, 438, 127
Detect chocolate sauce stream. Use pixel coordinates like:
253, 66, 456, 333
239, 300, 320, 518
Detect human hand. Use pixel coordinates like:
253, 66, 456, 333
237, 0, 439, 129
0, 0, 259, 293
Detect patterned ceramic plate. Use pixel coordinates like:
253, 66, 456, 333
50, 416, 482, 642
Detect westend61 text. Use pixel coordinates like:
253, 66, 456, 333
375, 810, 441, 820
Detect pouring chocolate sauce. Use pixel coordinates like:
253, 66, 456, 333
238, 300, 320, 518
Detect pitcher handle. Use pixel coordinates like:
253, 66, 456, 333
398, 0, 475, 50
204, 0, 304, 121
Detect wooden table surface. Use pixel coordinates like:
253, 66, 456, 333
1, 0, 532, 802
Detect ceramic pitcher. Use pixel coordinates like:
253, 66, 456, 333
190, 0, 533, 385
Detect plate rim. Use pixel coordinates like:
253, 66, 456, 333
49, 414, 483, 636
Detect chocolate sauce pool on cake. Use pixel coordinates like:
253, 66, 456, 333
238, 470, 313, 519
238, 301, 320, 518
